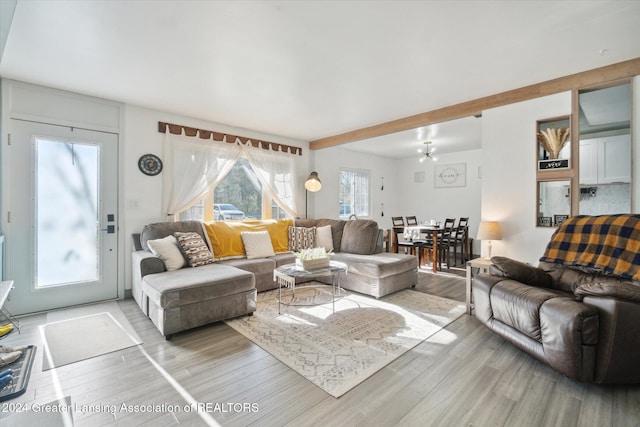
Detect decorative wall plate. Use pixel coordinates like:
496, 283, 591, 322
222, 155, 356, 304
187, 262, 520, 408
138, 154, 163, 176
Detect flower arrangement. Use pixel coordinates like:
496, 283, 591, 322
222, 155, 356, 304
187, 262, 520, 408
294, 247, 331, 270
538, 127, 570, 159
295, 247, 332, 260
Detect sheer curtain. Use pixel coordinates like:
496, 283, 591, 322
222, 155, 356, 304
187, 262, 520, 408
162, 132, 241, 218
163, 131, 299, 219
241, 142, 299, 217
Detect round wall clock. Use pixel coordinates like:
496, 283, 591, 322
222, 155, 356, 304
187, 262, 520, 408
138, 154, 163, 176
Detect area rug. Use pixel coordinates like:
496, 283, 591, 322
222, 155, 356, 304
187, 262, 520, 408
42, 311, 142, 371
225, 287, 465, 397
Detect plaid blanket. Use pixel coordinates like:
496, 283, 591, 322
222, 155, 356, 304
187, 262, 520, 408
540, 214, 640, 281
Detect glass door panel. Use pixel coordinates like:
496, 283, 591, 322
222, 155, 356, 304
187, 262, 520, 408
35, 137, 100, 288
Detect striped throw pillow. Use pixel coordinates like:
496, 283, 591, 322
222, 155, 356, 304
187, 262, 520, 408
174, 232, 215, 267
288, 226, 316, 252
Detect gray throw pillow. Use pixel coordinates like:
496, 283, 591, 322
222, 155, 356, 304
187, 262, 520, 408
340, 220, 378, 255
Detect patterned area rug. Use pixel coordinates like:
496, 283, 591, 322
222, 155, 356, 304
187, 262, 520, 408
225, 286, 465, 397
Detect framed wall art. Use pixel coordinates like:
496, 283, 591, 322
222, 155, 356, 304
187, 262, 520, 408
434, 163, 466, 188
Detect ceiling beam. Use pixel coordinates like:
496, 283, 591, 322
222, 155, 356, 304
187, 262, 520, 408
309, 57, 640, 150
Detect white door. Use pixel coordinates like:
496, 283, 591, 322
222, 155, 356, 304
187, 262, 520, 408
5, 120, 118, 314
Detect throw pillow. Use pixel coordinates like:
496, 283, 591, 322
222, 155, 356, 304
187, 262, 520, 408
147, 235, 186, 271
288, 226, 316, 251
241, 231, 276, 259
315, 225, 334, 252
174, 231, 215, 267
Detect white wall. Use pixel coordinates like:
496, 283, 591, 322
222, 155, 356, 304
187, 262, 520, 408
122, 104, 310, 290
395, 149, 482, 254
312, 146, 482, 255
0, 81, 310, 294
311, 146, 399, 229
481, 92, 571, 264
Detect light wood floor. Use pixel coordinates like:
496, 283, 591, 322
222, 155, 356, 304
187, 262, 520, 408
1, 266, 639, 426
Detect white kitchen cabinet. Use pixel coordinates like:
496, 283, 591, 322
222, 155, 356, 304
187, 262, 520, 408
598, 135, 631, 183
579, 140, 598, 185
579, 134, 630, 184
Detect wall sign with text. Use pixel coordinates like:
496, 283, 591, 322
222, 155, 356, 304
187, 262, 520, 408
434, 163, 466, 188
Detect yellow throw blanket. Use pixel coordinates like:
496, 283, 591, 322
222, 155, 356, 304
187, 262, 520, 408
539, 214, 640, 281
204, 218, 293, 259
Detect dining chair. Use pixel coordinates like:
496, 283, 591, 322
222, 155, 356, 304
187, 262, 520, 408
391, 216, 408, 254
445, 217, 469, 266
405, 216, 418, 226
393, 226, 417, 256
392, 216, 405, 227
440, 218, 457, 268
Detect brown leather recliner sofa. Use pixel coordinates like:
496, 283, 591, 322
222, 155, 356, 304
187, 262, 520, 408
473, 256, 640, 384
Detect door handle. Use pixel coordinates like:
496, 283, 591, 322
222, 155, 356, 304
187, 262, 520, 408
101, 225, 115, 234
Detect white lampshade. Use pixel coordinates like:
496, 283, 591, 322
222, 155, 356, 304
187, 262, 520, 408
304, 171, 322, 192
477, 221, 502, 241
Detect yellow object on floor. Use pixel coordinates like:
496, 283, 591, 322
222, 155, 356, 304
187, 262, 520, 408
0, 324, 13, 338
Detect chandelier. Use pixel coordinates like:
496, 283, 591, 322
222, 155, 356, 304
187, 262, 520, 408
418, 141, 438, 162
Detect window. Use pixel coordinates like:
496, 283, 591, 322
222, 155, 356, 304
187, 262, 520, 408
179, 158, 290, 221
339, 168, 370, 218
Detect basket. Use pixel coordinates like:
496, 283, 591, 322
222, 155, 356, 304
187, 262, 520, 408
295, 257, 330, 270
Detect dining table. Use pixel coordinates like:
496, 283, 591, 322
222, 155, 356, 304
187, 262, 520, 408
403, 224, 443, 273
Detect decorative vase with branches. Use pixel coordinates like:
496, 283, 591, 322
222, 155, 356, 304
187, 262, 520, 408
538, 127, 570, 159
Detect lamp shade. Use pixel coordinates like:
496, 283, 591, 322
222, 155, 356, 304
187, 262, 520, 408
477, 221, 502, 241
304, 171, 322, 192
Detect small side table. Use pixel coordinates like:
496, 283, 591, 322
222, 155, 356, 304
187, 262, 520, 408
465, 258, 492, 315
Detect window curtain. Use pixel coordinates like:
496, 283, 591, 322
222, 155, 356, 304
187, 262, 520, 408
241, 141, 299, 218
162, 131, 241, 219
162, 131, 299, 219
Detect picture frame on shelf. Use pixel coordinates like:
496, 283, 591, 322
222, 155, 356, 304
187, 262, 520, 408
554, 214, 569, 227
538, 216, 552, 227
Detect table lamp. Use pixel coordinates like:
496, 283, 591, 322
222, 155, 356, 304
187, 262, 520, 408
477, 221, 502, 259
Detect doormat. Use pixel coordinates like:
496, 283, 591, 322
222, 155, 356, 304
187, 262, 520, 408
42, 312, 141, 370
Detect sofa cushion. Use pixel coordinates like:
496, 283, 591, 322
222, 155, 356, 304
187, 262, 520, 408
316, 225, 334, 252
141, 221, 207, 252
295, 219, 346, 252
142, 264, 254, 309
204, 219, 293, 259
490, 279, 569, 342
340, 220, 379, 255
241, 231, 276, 259
490, 256, 552, 288
175, 231, 215, 267
331, 252, 416, 278
147, 235, 185, 271
574, 275, 640, 303
218, 257, 276, 276
288, 226, 316, 251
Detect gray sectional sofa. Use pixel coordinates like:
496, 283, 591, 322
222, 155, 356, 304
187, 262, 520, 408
132, 218, 417, 339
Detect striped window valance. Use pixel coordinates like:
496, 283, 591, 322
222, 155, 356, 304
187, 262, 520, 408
158, 121, 302, 156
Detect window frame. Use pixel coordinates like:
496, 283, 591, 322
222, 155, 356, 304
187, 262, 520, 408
178, 157, 288, 222
338, 167, 371, 219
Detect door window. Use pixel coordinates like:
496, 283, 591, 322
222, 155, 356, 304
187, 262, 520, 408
35, 137, 101, 287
